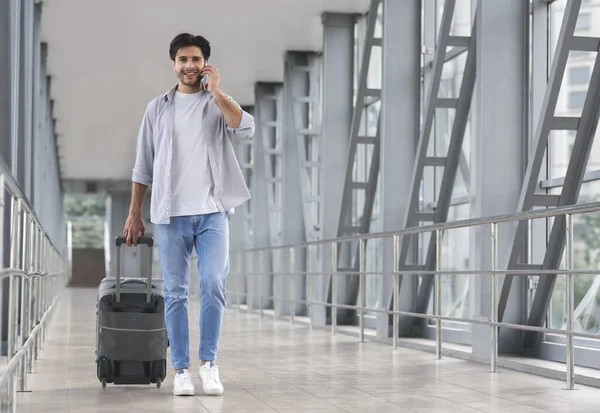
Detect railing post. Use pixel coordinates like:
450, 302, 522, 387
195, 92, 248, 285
289, 247, 295, 325
42, 235, 48, 343
246, 251, 253, 313
308, 245, 314, 329
34, 225, 42, 359
435, 229, 442, 359
18, 212, 30, 392
8, 197, 22, 363
259, 250, 264, 318
393, 235, 399, 350
331, 242, 337, 336
565, 213, 575, 390
27, 218, 34, 375
0, 175, 4, 361
490, 222, 499, 373
236, 253, 242, 309
359, 238, 365, 343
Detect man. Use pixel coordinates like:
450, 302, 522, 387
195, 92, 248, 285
123, 33, 254, 396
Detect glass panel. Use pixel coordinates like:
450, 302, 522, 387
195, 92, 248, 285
420, 0, 474, 330
365, 234, 382, 315
542, 0, 600, 349
549, 1, 597, 179
440, 203, 473, 321
548, 181, 600, 338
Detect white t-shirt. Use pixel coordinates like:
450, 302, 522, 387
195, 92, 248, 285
170, 90, 219, 216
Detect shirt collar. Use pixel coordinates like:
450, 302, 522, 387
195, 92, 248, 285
162, 84, 179, 102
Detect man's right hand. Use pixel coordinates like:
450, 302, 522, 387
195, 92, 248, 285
123, 213, 145, 246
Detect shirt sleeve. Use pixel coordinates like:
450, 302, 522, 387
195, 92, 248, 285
224, 94, 255, 141
131, 104, 154, 186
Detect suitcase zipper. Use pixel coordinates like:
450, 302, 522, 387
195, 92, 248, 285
100, 326, 166, 333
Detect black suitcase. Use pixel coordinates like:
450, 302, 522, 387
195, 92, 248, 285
95, 236, 168, 388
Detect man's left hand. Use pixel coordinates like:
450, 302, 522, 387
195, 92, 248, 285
202, 65, 221, 95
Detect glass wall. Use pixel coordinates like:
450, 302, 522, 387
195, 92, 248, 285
537, 0, 600, 361
420, 0, 475, 326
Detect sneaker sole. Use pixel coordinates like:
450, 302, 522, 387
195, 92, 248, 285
203, 387, 223, 396
173, 389, 195, 396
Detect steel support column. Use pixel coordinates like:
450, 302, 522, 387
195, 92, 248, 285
470, 0, 528, 357
0, 0, 10, 164
282, 51, 323, 317
377, 0, 421, 340
313, 12, 356, 327
31, 2, 41, 206
22, 0, 34, 199
230, 106, 254, 305
253, 82, 283, 311
10, 0, 22, 180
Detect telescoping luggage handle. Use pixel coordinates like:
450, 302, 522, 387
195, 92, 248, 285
114, 236, 154, 303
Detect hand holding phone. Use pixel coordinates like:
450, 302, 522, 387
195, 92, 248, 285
201, 66, 220, 95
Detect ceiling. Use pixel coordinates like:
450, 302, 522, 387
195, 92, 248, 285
40, 0, 370, 183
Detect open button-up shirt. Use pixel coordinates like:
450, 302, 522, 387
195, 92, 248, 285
132, 84, 255, 224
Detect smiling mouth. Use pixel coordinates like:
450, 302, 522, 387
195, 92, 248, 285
183, 71, 198, 77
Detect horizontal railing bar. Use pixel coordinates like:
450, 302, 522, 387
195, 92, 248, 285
227, 293, 600, 341
0, 268, 40, 279
0, 167, 61, 254
233, 201, 600, 253
0, 284, 60, 388
232, 269, 600, 276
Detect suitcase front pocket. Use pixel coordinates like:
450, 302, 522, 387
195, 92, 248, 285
98, 311, 167, 361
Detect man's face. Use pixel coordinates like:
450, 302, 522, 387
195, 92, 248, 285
172, 46, 206, 88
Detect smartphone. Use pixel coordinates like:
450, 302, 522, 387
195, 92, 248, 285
202, 73, 210, 90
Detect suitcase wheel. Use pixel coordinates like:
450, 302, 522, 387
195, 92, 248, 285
156, 377, 162, 388
101, 378, 107, 388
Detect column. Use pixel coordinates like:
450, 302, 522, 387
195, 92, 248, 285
22, 0, 34, 199
470, 0, 528, 356
377, 0, 421, 340
10, 0, 21, 179
0, 0, 10, 163
313, 11, 356, 327
251, 83, 280, 310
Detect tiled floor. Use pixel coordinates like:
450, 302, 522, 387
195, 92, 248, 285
16, 288, 600, 413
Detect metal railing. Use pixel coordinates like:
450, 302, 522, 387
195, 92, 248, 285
0, 169, 68, 411
228, 201, 600, 390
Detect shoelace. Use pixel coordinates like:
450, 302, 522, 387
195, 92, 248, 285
204, 365, 219, 382
176, 372, 192, 386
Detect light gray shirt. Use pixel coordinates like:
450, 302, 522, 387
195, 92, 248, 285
131, 84, 255, 224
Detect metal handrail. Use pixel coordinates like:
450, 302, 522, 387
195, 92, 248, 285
0, 157, 62, 255
233, 200, 600, 252
0, 273, 62, 388
229, 201, 600, 391
0, 170, 68, 411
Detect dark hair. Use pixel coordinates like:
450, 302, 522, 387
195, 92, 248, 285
169, 33, 211, 62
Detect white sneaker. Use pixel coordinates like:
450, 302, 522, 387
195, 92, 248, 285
173, 369, 195, 396
198, 362, 224, 395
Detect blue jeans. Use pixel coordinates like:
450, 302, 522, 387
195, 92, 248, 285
156, 212, 229, 370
